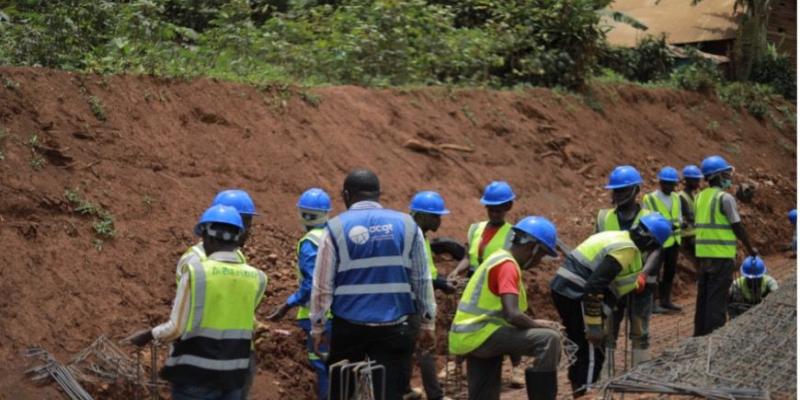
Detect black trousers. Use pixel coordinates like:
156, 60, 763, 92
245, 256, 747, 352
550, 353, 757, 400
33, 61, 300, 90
551, 291, 602, 394
694, 258, 735, 336
658, 244, 680, 303
328, 317, 415, 400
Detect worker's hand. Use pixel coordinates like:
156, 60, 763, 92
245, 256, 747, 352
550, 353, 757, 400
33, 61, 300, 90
533, 319, 564, 332
123, 329, 153, 347
312, 331, 328, 361
267, 304, 290, 322
585, 325, 605, 347
635, 273, 647, 294
447, 271, 459, 285
417, 328, 436, 353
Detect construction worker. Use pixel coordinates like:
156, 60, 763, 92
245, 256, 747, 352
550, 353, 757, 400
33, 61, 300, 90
727, 256, 779, 318
402, 191, 456, 400
126, 205, 268, 400
550, 213, 672, 396
677, 165, 703, 267
594, 165, 660, 371
642, 166, 683, 312
449, 216, 563, 400
694, 155, 758, 336
309, 169, 436, 400
266, 188, 332, 400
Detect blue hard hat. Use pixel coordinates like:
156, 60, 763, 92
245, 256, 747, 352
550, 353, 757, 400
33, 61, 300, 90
682, 165, 703, 179
409, 191, 450, 215
297, 188, 332, 212
212, 189, 258, 215
740, 256, 766, 279
700, 155, 733, 177
789, 209, 797, 225
657, 166, 680, 183
480, 181, 515, 206
605, 165, 643, 189
637, 213, 673, 246
193, 205, 244, 237
513, 216, 558, 256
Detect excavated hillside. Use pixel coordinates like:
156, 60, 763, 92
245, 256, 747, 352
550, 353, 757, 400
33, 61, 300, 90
0, 67, 795, 400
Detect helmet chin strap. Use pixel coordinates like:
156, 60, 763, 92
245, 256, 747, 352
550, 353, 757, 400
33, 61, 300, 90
521, 244, 541, 270
613, 187, 637, 206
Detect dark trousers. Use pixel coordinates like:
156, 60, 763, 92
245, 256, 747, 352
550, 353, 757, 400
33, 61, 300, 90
658, 245, 680, 304
694, 258, 735, 336
552, 291, 602, 394
328, 317, 415, 400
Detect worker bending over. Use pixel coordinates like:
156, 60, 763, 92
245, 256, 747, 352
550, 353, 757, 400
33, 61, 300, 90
727, 256, 778, 319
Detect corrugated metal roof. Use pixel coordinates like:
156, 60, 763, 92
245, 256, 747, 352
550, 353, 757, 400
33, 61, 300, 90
604, 0, 740, 47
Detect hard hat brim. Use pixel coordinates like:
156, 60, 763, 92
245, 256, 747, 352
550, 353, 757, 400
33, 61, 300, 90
410, 207, 450, 215
480, 197, 515, 206
604, 182, 639, 189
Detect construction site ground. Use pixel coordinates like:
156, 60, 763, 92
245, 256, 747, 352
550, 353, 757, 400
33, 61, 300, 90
0, 67, 795, 400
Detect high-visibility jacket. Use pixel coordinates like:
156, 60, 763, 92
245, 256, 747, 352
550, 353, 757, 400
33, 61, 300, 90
677, 191, 696, 238
596, 208, 651, 233
326, 208, 417, 323
555, 231, 642, 298
467, 221, 513, 272
425, 238, 438, 279
162, 257, 267, 389
449, 250, 526, 355
295, 228, 325, 320
642, 191, 682, 247
695, 188, 737, 259
176, 243, 246, 284
733, 276, 771, 304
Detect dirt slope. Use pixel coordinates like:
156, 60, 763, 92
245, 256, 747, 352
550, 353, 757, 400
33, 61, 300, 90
0, 67, 795, 399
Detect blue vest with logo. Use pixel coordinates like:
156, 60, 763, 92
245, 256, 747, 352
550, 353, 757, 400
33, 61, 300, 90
326, 207, 417, 324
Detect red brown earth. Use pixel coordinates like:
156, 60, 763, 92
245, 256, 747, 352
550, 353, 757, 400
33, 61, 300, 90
0, 67, 795, 399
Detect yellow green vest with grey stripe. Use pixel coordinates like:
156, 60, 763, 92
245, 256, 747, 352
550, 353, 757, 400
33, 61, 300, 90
177, 243, 247, 284
163, 256, 267, 384
642, 191, 682, 247
678, 191, 696, 238
595, 208, 650, 276
449, 249, 527, 355
557, 231, 642, 298
695, 188, 737, 258
734, 276, 770, 303
295, 228, 325, 320
425, 238, 438, 279
467, 221, 513, 271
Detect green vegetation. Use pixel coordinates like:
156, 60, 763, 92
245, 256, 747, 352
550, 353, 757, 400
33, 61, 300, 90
27, 134, 45, 170
88, 96, 107, 121
64, 188, 117, 240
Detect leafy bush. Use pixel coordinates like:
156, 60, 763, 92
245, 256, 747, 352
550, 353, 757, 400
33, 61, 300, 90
750, 44, 795, 101
670, 57, 720, 94
718, 82, 774, 120
599, 35, 675, 82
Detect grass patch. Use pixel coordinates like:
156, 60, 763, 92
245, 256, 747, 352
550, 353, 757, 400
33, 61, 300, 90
88, 96, 107, 121
64, 188, 116, 239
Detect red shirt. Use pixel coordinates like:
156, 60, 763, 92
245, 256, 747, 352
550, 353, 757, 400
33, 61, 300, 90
488, 261, 520, 296
478, 225, 501, 260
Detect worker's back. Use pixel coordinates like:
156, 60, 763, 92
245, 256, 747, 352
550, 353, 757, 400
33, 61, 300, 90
326, 207, 418, 324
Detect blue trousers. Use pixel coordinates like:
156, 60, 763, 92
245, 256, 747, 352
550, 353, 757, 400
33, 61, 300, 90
172, 385, 242, 400
298, 319, 330, 400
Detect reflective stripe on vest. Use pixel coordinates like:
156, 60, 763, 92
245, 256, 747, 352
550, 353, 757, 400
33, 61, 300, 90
449, 250, 526, 355
596, 208, 651, 232
695, 188, 737, 258
177, 243, 247, 284
295, 228, 325, 320
425, 238, 438, 279
735, 276, 769, 303
678, 191, 696, 238
557, 231, 642, 298
467, 221, 512, 271
643, 191, 682, 247
327, 209, 417, 323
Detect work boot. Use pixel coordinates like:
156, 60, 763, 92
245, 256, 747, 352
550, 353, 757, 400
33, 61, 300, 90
652, 303, 668, 314
510, 364, 526, 388
525, 369, 557, 400
402, 388, 423, 400
631, 349, 650, 366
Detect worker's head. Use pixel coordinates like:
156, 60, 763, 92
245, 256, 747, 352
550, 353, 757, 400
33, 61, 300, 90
701, 155, 734, 189
682, 165, 703, 191
194, 205, 245, 255
297, 188, 332, 230
211, 189, 257, 246
342, 169, 380, 208
480, 181, 515, 224
740, 257, 766, 297
605, 165, 642, 207
409, 191, 449, 233
629, 213, 672, 252
657, 166, 680, 194
789, 209, 797, 226
509, 216, 558, 270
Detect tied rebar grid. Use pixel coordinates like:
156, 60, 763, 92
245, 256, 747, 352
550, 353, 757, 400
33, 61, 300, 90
604, 276, 796, 400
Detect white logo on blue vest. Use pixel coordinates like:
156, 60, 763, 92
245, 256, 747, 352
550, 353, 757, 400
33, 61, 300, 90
348, 225, 370, 245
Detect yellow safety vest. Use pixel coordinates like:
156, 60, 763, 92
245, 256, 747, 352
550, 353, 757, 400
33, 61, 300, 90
295, 228, 325, 320
425, 238, 438, 279
177, 243, 247, 284
467, 221, 512, 271
557, 231, 643, 298
695, 188, 737, 259
642, 191, 682, 247
677, 191, 696, 238
734, 276, 769, 303
449, 250, 527, 355
596, 208, 651, 232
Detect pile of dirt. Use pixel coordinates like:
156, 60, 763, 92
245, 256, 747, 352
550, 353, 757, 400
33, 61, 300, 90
0, 67, 794, 399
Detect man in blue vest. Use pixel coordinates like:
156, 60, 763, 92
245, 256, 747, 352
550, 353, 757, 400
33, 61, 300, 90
267, 188, 332, 400
309, 169, 436, 400
126, 205, 267, 400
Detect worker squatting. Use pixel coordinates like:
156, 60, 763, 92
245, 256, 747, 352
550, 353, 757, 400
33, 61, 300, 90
124, 154, 790, 400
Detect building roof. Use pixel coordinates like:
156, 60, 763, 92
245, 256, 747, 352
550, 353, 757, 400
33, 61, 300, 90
604, 0, 740, 47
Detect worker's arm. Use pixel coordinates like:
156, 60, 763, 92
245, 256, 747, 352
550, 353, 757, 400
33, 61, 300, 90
583, 255, 623, 295
269, 240, 317, 320
310, 231, 336, 336
732, 223, 757, 256
500, 294, 560, 330
409, 227, 436, 330
126, 269, 192, 347
448, 256, 470, 281
721, 193, 757, 256
640, 249, 661, 276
